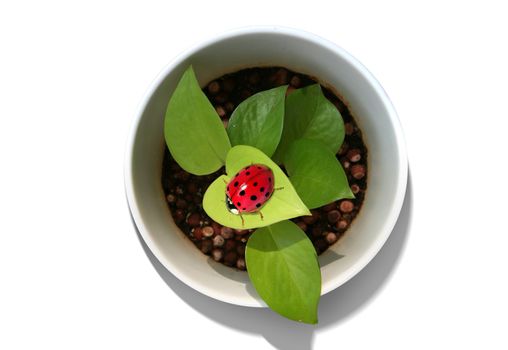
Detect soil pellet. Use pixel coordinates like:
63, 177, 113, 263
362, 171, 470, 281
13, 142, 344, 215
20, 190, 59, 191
290, 75, 302, 87
224, 252, 238, 266
236, 258, 246, 270
193, 227, 203, 240
176, 199, 187, 209
337, 219, 349, 230
236, 244, 245, 257
212, 222, 221, 235
225, 102, 235, 112
322, 202, 337, 212
347, 149, 362, 162
161, 66, 368, 270
339, 200, 354, 213
325, 232, 338, 244
351, 164, 366, 179
213, 235, 225, 247
202, 226, 214, 238
220, 226, 234, 239
224, 240, 236, 252
272, 68, 289, 85
175, 185, 184, 195
345, 123, 354, 135
212, 249, 223, 261
312, 227, 322, 238
166, 194, 176, 204
173, 209, 185, 223
314, 239, 328, 254
327, 210, 341, 224
187, 213, 201, 227
303, 210, 319, 225
302, 216, 315, 225
208, 81, 220, 94
201, 240, 212, 254
215, 105, 226, 117
338, 143, 349, 156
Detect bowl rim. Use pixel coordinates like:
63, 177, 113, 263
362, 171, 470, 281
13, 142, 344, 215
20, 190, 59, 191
124, 25, 408, 307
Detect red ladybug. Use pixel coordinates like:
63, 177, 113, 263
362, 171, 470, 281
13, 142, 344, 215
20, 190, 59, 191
225, 164, 275, 219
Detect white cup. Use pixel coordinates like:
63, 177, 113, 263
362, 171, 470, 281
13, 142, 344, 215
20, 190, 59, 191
124, 27, 408, 307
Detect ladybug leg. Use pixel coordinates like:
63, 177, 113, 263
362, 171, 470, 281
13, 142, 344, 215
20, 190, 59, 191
240, 214, 245, 227
274, 186, 285, 191
258, 211, 264, 220
222, 179, 228, 185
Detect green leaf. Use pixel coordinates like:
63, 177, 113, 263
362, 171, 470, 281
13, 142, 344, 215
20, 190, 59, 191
202, 145, 310, 229
272, 84, 345, 163
284, 139, 354, 209
227, 85, 287, 157
164, 66, 231, 175
246, 220, 321, 324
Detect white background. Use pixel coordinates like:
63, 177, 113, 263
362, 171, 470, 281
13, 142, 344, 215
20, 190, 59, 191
1, 1, 507, 349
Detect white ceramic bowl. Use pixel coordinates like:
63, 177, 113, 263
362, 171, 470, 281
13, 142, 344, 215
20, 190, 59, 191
125, 27, 407, 307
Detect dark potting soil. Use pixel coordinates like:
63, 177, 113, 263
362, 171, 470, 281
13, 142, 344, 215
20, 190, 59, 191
161, 67, 368, 270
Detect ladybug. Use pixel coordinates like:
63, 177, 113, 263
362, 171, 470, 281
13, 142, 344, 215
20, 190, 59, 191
225, 164, 275, 221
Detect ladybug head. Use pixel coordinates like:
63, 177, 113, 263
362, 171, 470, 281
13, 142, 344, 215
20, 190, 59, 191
225, 195, 239, 215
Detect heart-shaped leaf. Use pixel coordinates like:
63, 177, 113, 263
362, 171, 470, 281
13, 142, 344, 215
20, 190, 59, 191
246, 220, 321, 324
272, 84, 345, 163
285, 139, 354, 209
227, 85, 287, 157
164, 66, 231, 175
203, 145, 310, 229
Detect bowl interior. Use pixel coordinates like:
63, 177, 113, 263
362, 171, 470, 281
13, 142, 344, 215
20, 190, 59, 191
127, 29, 407, 307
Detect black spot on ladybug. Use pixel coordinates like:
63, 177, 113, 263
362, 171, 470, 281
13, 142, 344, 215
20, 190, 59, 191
246, 171, 250, 175
260, 187, 265, 192
250, 195, 257, 201
242, 208, 246, 211
268, 177, 272, 182
265, 192, 270, 197
256, 203, 261, 208
234, 181, 239, 187
239, 190, 245, 196
245, 166, 250, 170
253, 182, 258, 187
257, 166, 261, 169
236, 202, 241, 207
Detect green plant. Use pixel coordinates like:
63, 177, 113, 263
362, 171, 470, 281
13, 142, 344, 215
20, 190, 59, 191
164, 66, 353, 324
164, 66, 231, 175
